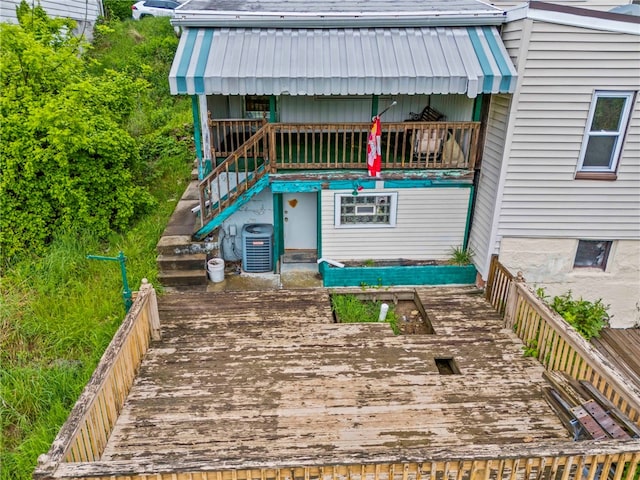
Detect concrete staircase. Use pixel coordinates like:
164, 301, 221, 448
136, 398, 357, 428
157, 175, 219, 289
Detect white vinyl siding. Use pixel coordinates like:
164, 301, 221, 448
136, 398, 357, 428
496, 21, 640, 240
321, 187, 470, 262
0, 0, 102, 24
468, 94, 511, 276
278, 94, 474, 123
0, 0, 103, 39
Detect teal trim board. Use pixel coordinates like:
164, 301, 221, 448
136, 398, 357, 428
482, 26, 514, 93
176, 28, 198, 94
322, 264, 477, 287
371, 95, 379, 119
463, 185, 474, 250
472, 95, 483, 122
269, 96, 277, 122
191, 96, 204, 180
467, 27, 494, 94
193, 29, 214, 94
272, 193, 284, 271
316, 191, 322, 259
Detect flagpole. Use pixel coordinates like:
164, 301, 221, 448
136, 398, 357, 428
373, 101, 397, 120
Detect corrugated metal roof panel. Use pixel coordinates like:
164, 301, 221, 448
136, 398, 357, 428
169, 26, 517, 98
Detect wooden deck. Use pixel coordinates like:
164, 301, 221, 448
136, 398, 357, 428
100, 286, 569, 467
592, 328, 640, 391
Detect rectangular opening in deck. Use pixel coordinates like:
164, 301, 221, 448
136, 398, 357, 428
435, 357, 460, 375
329, 290, 435, 335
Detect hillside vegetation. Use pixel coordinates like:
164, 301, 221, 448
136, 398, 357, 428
0, 5, 192, 479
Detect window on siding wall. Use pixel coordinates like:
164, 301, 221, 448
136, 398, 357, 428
244, 95, 271, 119
335, 193, 398, 228
574, 240, 612, 270
576, 91, 634, 179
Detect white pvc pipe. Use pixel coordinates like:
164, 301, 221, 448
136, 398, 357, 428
378, 303, 389, 321
317, 258, 345, 268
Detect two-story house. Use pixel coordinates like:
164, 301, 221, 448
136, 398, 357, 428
166, 0, 517, 286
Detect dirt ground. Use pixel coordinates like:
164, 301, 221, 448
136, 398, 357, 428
394, 299, 433, 334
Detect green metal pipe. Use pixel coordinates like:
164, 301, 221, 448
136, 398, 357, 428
86, 251, 132, 312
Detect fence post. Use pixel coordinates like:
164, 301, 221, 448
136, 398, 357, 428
504, 271, 524, 328
140, 279, 161, 341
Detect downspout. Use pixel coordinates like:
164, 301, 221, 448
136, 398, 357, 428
191, 95, 204, 180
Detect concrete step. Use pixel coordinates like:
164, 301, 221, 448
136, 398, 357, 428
158, 270, 208, 287
157, 253, 206, 272
156, 235, 218, 256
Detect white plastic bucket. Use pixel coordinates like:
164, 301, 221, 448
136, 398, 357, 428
207, 258, 225, 283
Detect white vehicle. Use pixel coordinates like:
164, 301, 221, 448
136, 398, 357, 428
131, 0, 180, 20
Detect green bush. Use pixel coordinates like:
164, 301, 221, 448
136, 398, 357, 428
102, 0, 136, 21
1, 4, 193, 479
0, 4, 161, 263
537, 288, 610, 340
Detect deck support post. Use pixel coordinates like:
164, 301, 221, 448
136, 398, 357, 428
504, 271, 525, 327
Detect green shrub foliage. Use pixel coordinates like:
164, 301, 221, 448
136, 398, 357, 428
0, 2, 154, 262
537, 288, 610, 340
102, 0, 137, 21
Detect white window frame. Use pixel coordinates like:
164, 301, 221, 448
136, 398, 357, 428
577, 91, 634, 175
334, 192, 398, 228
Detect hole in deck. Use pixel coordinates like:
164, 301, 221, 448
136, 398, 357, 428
435, 357, 460, 375
330, 290, 434, 335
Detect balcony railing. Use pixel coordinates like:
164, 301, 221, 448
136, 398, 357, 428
210, 119, 480, 171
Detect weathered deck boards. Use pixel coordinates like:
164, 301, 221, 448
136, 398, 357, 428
592, 328, 640, 391
100, 287, 569, 466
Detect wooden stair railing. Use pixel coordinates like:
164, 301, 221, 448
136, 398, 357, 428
198, 123, 271, 228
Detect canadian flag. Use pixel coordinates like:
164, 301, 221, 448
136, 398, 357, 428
367, 116, 382, 177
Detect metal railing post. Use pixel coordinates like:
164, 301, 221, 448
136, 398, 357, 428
86, 251, 133, 312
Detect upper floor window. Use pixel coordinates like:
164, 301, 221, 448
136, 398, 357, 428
335, 192, 398, 228
576, 91, 634, 180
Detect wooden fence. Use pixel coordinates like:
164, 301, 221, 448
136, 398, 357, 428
34, 280, 160, 478
485, 255, 640, 426
36, 440, 640, 480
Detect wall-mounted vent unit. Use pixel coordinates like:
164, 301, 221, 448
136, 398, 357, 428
242, 224, 274, 273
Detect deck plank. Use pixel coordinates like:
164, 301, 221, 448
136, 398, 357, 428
101, 287, 569, 465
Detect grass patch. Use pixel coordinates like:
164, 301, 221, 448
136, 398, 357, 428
1, 15, 194, 480
331, 294, 400, 334
0, 150, 190, 479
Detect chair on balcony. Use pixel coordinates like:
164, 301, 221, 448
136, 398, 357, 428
413, 129, 445, 164
407, 105, 446, 122
407, 105, 447, 165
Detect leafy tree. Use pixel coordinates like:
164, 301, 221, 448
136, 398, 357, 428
102, 0, 137, 21
0, 2, 154, 263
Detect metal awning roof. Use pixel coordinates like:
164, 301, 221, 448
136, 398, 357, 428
169, 26, 517, 98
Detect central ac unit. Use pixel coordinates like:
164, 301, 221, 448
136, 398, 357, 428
242, 224, 274, 273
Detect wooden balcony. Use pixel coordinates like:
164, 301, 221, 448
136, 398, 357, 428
195, 119, 480, 230
209, 119, 480, 171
